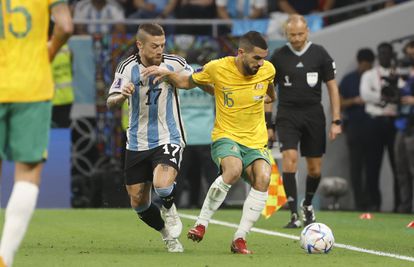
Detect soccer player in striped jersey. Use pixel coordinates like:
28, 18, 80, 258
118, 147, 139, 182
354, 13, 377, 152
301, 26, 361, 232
0, 1, 73, 266
107, 23, 191, 253
143, 31, 276, 254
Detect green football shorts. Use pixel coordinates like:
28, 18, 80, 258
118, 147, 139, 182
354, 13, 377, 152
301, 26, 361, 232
0, 101, 52, 162
211, 138, 271, 180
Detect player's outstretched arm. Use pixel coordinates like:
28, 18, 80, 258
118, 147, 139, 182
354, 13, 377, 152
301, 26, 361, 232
49, 3, 73, 61
142, 66, 195, 89
107, 82, 134, 110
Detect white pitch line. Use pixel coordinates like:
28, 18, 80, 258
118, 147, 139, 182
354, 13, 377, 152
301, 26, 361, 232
179, 213, 414, 263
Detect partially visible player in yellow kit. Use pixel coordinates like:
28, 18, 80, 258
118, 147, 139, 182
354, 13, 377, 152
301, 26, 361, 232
143, 31, 276, 254
0, 1, 72, 266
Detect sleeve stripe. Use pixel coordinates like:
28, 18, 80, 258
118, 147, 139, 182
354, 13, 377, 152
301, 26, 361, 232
163, 54, 185, 63
116, 55, 136, 74
116, 55, 135, 74
163, 54, 186, 67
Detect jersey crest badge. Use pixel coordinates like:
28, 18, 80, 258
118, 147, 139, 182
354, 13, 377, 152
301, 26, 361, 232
255, 83, 264, 90
306, 72, 318, 87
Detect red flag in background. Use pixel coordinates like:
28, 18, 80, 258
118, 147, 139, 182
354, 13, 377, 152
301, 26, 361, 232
262, 152, 287, 219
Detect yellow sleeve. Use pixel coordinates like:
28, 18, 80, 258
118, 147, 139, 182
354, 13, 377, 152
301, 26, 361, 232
191, 60, 216, 85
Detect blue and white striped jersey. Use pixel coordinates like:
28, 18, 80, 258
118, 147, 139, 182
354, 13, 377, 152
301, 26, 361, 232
108, 53, 192, 151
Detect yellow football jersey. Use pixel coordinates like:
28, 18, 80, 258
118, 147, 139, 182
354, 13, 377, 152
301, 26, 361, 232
0, 0, 64, 102
192, 56, 275, 149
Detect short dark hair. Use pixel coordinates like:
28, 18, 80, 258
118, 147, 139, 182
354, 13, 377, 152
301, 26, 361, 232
357, 48, 375, 63
239, 31, 268, 52
377, 42, 393, 52
136, 23, 164, 40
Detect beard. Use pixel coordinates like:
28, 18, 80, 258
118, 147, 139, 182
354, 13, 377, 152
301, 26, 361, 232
243, 63, 259, 75
146, 55, 163, 66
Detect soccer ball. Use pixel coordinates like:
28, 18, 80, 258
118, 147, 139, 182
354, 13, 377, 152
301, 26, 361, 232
300, 222, 334, 254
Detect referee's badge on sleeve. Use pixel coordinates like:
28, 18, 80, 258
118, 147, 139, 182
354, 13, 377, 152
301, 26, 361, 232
306, 72, 318, 87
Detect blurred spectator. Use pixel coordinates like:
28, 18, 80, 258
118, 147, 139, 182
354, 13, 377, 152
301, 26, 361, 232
277, 0, 334, 15
325, 0, 361, 25
216, 0, 267, 19
399, 39, 414, 73
318, 0, 335, 11
129, 0, 177, 18
339, 48, 375, 211
69, 0, 81, 14
73, 0, 125, 35
403, 39, 414, 63
116, 0, 137, 16
127, 0, 178, 33
272, 0, 331, 33
394, 40, 414, 213
51, 44, 74, 128
216, 0, 267, 35
360, 42, 403, 212
176, 64, 217, 208
175, 0, 216, 35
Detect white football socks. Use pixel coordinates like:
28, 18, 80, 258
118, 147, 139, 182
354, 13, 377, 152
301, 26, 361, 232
197, 176, 231, 227
234, 188, 268, 240
0, 181, 39, 267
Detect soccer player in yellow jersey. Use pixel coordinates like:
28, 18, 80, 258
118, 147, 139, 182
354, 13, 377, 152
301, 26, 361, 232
143, 31, 276, 254
0, 1, 72, 266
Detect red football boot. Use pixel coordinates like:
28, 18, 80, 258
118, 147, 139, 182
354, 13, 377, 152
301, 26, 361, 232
187, 224, 206, 242
230, 238, 253, 254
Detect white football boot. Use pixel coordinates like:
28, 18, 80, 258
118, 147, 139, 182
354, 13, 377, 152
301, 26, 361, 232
163, 237, 184, 253
161, 203, 182, 238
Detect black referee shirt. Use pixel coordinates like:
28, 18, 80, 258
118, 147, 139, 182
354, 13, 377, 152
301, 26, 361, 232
270, 42, 336, 107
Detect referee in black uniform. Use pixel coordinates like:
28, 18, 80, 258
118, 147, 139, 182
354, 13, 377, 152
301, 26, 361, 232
270, 15, 342, 228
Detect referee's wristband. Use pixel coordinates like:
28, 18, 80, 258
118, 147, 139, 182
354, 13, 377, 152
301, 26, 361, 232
265, 112, 273, 129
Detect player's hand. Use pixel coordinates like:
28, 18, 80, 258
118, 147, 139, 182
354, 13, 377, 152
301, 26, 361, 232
121, 82, 135, 98
329, 124, 342, 140
142, 65, 171, 84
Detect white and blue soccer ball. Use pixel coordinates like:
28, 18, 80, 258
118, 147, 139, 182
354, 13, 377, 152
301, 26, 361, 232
300, 222, 334, 254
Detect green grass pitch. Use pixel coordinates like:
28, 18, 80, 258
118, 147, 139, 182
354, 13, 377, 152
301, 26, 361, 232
4, 209, 414, 267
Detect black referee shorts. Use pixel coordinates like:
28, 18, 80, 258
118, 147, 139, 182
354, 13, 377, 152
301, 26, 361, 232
275, 104, 326, 157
